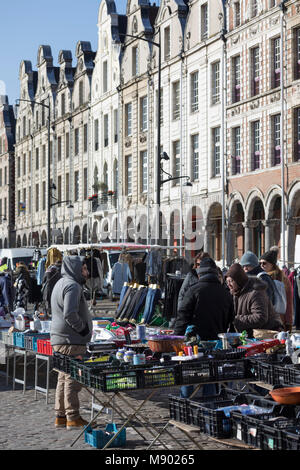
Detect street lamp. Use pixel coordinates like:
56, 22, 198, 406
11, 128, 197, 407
16, 98, 51, 247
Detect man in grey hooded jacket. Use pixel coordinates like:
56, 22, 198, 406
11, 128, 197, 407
50, 256, 93, 429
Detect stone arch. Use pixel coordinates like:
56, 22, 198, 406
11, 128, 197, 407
73, 225, 81, 244
228, 200, 245, 263
41, 230, 47, 247
82, 224, 88, 243
64, 227, 70, 244
124, 216, 135, 242
100, 218, 110, 242
170, 209, 181, 250
244, 187, 265, 220
111, 216, 119, 241
206, 203, 222, 261
22, 234, 27, 247
17, 235, 21, 248
56, 229, 63, 244
92, 221, 98, 243
4, 238, 7, 248
136, 213, 148, 244
184, 205, 204, 260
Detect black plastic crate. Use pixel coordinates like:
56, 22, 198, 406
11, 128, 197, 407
273, 364, 290, 386
141, 365, 179, 389
257, 361, 274, 384
213, 359, 248, 381
97, 368, 140, 392
194, 399, 236, 438
260, 417, 297, 450
288, 364, 300, 385
169, 395, 189, 424
209, 349, 246, 360
281, 424, 300, 450
179, 359, 214, 385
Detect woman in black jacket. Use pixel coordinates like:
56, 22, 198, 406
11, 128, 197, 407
177, 252, 210, 312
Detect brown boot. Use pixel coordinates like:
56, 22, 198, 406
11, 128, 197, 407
67, 417, 89, 430
55, 417, 67, 428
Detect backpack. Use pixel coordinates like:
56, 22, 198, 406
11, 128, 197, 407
41, 265, 62, 310
257, 272, 287, 315
272, 279, 287, 315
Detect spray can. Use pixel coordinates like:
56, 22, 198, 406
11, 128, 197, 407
136, 324, 146, 342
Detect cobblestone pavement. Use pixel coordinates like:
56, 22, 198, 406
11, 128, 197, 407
0, 362, 250, 452
0, 299, 253, 452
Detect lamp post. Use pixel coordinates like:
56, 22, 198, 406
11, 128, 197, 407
16, 98, 51, 247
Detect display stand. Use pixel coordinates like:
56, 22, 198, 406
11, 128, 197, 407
34, 353, 52, 403
12, 348, 28, 393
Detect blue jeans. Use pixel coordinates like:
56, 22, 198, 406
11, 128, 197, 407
142, 287, 161, 324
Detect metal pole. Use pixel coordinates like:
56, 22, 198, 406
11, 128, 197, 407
47, 101, 51, 246
156, 27, 161, 245
280, 3, 286, 266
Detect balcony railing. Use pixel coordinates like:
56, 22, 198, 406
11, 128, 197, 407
89, 192, 117, 212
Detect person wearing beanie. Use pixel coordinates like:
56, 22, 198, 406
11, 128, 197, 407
174, 257, 234, 340
225, 263, 283, 338
259, 247, 293, 333
240, 251, 275, 302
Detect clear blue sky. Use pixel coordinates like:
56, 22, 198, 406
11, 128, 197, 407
0, 0, 126, 106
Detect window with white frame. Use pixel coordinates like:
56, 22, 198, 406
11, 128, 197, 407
74, 170, 79, 201
132, 47, 139, 76
103, 60, 108, 92
232, 55, 241, 103
232, 126, 241, 175
125, 103, 132, 136
164, 26, 170, 61
272, 114, 281, 166
252, 47, 260, 96
201, 3, 208, 40
141, 150, 148, 193
234, 1, 241, 27
140, 96, 148, 131
212, 61, 220, 104
94, 119, 99, 151
79, 80, 84, 107
272, 37, 281, 88
172, 81, 180, 120
156, 89, 163, 126
74, 128, 79, 155
212, 127, 220, 176
114, 109, 118, 143
103, 114, 109, 147
191, 134, 199, 180
173, 140, 180, 180
42, 182, 46, 211
251, 120, 260, 170
294, 28, 300, 80
190, 71, 199, 112
252, 0, 258, 17
294, 107, 300, 161
126, 155, 132, 195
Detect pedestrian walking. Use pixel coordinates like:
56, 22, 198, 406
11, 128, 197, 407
50, 256, 93, 429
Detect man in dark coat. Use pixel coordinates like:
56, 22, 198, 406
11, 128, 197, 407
174, 258, 234, 339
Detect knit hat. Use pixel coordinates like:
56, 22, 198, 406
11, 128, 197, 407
196, 257, 218, 275
240, 251, 259, 267
260, 248, 278, 266
225, 263, 249, 288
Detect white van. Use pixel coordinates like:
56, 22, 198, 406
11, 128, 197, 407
48, 243, 149, 299
0, 248, 47, 271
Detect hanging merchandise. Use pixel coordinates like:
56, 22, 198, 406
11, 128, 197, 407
163, 273, 185, 321
145, 248, 162, 280
36, 256, 46, 285
140, 284, 162, 325
111, 257, 132, 295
